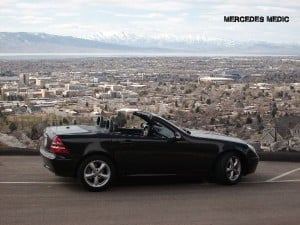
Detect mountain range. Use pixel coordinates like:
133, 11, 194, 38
0, 32, 299, 55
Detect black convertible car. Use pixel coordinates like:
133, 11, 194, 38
40, 111, 259, 191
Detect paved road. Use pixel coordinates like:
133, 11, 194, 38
0, 156, 300, 225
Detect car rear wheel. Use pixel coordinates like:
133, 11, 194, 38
78, 155, 115, 191
216, 152, 242, 185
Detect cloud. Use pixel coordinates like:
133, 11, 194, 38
0, 0, 17, 6
0, 0, 299, 44
54, 12, 80, 17
48, 23, 93, 30
46, 23, 109, 36
0, 8, 15, 15
64, 0, 192, 11
130, 16, 186, 34
212, 0, 300, 18
15, 2, 72, 10
113, 12, 164, 19
226, 0, 300, 7
19, 15, 53, 24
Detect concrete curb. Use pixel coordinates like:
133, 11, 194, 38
0, 148, 39, 156
1, 148, 300, 162
258, 151, 300, 162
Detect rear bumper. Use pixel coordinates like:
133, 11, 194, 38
40, 148, 76, 177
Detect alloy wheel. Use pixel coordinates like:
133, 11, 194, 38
83, 160, 111, 188
226, 156, 241, 182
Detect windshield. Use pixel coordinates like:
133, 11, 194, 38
154, 115, 189, 135
151, 121, 175, 139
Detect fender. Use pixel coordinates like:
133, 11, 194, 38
221, 142, 249, 157
83, 139, 113, 158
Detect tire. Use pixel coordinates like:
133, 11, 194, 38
78, 155, 115, 191
215, 152, 242, 185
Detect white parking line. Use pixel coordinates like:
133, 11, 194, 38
1, 179, 300, 185
242, 179, 300, 184
266, 168, 300, 182
268, 179, 300, 183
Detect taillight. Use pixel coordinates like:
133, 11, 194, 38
50, 136, 70, 155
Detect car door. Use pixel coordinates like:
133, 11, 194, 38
169, 136, 219, 173
113, 134, 170, 174
113, 122, 212, 174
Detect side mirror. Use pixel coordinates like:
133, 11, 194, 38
175, 132, 182, 140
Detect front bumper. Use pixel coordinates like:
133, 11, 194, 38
40, 147, 76, 177
245, 146, 259, 174
246, 156, 259, 174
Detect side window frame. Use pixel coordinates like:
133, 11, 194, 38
151, 121, 175, 139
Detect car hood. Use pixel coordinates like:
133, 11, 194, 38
189, 130, 247, 145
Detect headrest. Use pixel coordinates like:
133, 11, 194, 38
107, 119, 114, 132
96, 116, 104, 127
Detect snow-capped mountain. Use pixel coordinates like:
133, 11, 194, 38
0, 32, 299, 55
80, 32, 300, 55
81, 32, 239, 49
0, 32, 145, 53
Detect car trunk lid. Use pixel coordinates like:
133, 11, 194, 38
41, 125, 97, 152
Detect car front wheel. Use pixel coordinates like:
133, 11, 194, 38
216, 152, 242, 185
78, 155, 115, 191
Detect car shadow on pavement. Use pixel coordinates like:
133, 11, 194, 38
117, 175, 206, 187
61, 175, 208, 193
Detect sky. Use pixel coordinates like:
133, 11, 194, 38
0, 0, 299, 44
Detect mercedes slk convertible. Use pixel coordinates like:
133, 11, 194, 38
40, 111, 259, 191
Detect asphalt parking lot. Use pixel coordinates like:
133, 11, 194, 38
0, 156, 300, 225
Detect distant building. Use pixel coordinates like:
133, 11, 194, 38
261, 128, 284, 149
116, 108, 139, 113
1, 84, 19, 96
222, 71, 241, 80
41, 89, 54, 98
36, 78, 50, 87
290, 124, 300, 138
198, 77, 234, 84
276, 116, 300, 138
19, 73, 29, 86
65, 83, 86, 91
0, 76, 19, 83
